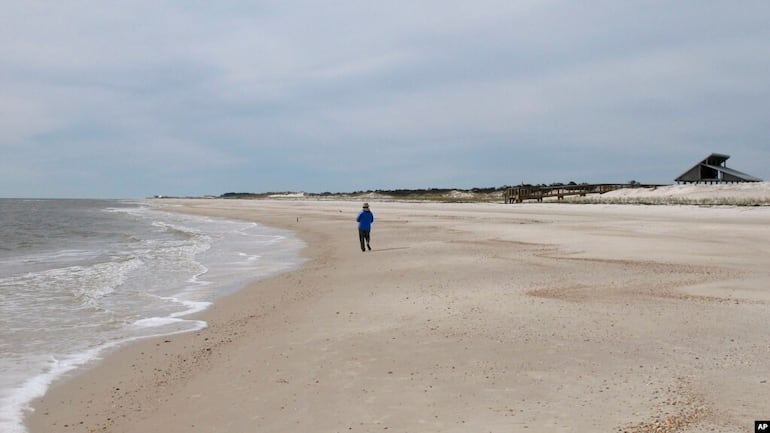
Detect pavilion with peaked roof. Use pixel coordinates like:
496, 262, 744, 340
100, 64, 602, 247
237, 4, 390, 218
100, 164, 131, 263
675, 153, 762, 184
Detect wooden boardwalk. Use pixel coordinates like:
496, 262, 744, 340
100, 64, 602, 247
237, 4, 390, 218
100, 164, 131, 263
503, 183, 661, 203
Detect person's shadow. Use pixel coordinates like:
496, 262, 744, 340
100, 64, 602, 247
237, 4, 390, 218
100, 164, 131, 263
369, 247, 409, 253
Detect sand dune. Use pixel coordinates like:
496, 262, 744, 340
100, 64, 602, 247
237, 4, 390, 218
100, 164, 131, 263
584, 181, 770, 205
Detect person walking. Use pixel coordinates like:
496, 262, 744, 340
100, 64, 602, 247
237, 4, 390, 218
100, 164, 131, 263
356, 202, 374, 252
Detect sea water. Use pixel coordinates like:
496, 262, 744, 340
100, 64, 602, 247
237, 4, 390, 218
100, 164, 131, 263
0, 199, 304, 433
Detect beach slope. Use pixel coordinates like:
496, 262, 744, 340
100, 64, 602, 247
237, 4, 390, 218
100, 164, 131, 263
28, 199, 770, 433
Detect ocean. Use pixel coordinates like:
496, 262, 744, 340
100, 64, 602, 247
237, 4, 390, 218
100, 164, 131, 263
0, 199, 305, 433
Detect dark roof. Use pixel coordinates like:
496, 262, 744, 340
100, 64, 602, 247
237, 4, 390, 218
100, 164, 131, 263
702, 153, 730, 165
675, 153, 762, 183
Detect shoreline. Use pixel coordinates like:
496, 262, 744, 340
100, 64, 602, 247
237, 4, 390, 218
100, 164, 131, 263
27, 199, 770, 433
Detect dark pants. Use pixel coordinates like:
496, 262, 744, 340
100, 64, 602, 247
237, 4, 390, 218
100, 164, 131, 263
358, 229, 371, 251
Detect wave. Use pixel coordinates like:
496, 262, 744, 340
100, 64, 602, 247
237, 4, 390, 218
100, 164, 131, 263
0, 201, 305, 433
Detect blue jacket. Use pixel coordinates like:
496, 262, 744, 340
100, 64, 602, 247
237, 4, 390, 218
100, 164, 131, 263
357, 209, 374, 231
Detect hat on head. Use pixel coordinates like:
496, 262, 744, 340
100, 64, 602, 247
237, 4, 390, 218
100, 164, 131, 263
363, 203, 369, 208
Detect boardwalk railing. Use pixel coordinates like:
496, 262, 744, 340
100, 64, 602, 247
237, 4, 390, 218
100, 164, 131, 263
503, 184, 661, 203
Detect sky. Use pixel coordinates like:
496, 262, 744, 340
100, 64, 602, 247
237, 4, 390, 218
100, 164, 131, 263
1, 1, 768, 198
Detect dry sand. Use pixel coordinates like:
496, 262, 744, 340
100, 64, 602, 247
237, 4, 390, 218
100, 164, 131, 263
573, 182, 770, 206
26, 199, 770, 433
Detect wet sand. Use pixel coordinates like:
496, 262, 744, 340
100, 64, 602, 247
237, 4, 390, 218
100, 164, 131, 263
27, 199, 770, 433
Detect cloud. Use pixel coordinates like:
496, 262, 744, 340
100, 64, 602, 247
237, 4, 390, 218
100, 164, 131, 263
1, 0, 768, 196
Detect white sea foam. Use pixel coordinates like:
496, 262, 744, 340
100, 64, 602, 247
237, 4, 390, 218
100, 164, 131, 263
237, 252, 261, 262
130, 317, 207, 333
0, 316, 211, 433
0, 344, 119, 433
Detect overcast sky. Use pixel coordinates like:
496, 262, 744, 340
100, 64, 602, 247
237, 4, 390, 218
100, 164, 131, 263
1, 1, 768, 198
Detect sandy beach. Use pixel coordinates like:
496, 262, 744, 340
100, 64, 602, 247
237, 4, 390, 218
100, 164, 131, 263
26, 199, 770, 433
